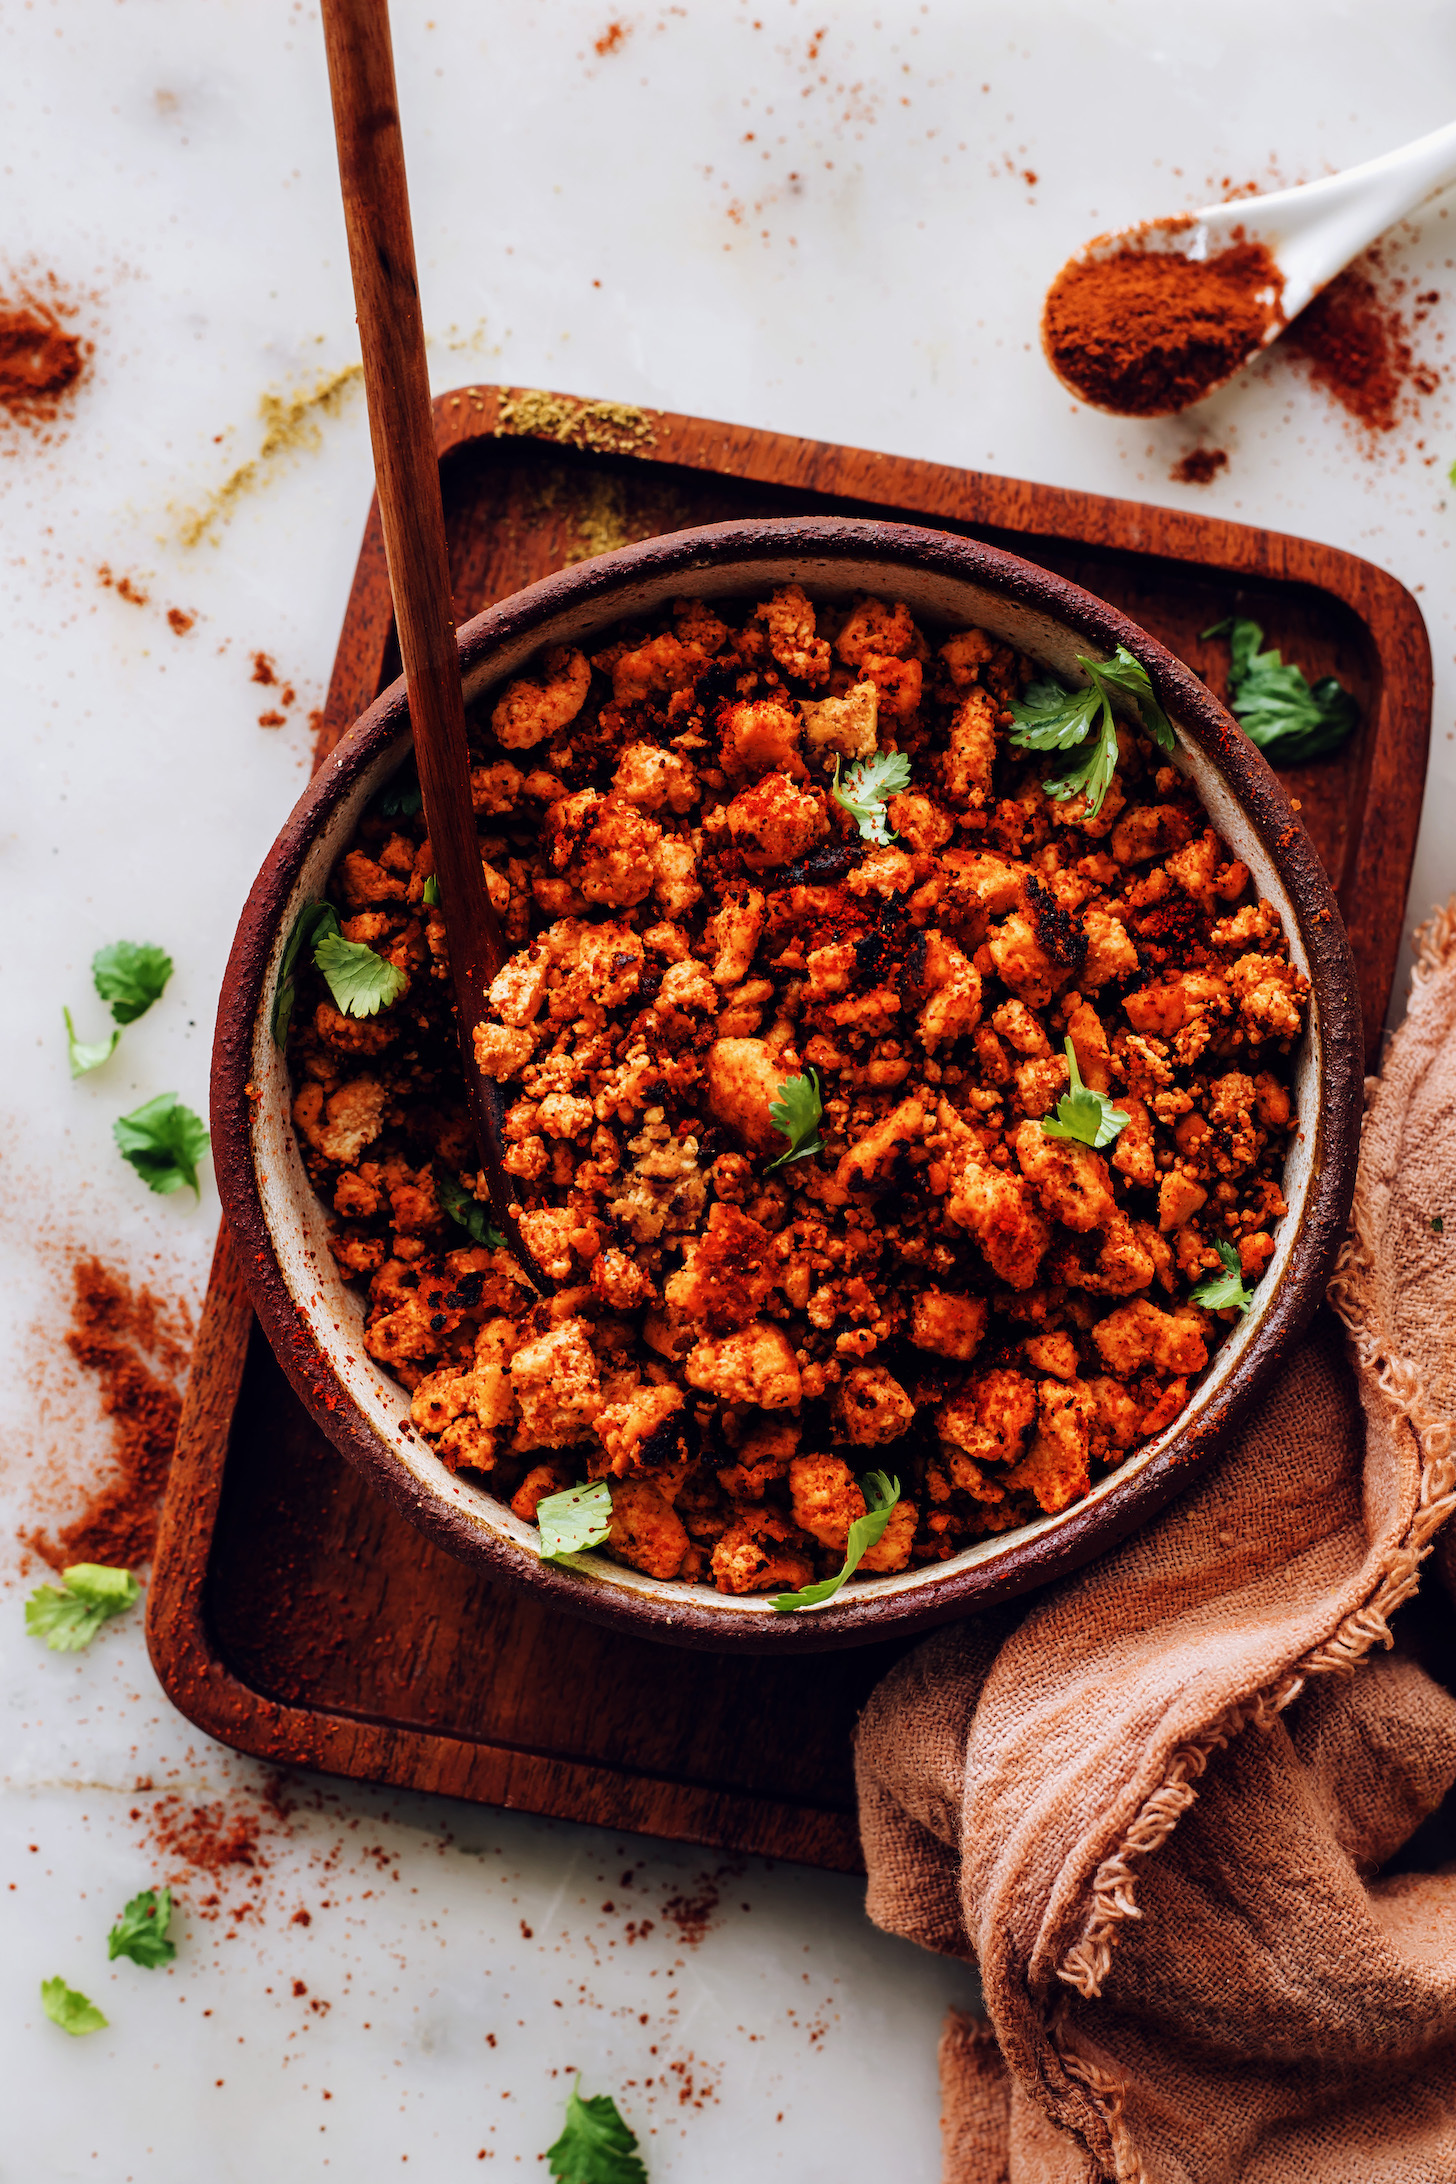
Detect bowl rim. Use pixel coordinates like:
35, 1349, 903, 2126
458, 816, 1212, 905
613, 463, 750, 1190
211, 514, 1362, 1654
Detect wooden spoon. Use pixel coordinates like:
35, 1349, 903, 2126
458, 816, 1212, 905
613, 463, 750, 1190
318, 0, 549, 1290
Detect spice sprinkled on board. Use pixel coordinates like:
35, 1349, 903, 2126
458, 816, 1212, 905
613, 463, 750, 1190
494, 386, 657, 453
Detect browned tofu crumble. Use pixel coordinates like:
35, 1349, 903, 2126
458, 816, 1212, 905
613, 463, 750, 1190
287, 585, 1306, 1597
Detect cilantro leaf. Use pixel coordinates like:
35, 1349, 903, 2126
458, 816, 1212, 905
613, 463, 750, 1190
536, 1480, 613, 1567
1191, 1236, 1256, 1314
272, 901, 340, 1048
313, 930, 408, 1019
1009, 644, 1174, 815
376, 771, 423, 820
273, 899, 407, 1039
546, 2079, 647, 2184
1042, 1038, 1130, 1150
1042, 703, 1122, 817
422, 873, 440, 907
108, 1886, 176, 1968
1202, 617, 1358, 765
437, 1167, 505, 1250
766, 1068, 823, 1171
64, 1007, 120, 1078
1005, 675, 1108, 753
26, 1563, 141, 1651
1086, 648, 1175, 753
114, 1092, 210, 1197
830, 750, 912, 844
93, 940, 174, 1026
773, 1471, 900, 1612
41, 1978, 108, 2037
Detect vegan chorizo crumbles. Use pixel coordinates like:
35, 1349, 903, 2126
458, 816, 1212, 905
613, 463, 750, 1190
283, 582, 1307, 1601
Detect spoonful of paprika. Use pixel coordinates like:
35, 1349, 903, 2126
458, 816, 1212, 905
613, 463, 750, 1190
1043, 117, 1456, 417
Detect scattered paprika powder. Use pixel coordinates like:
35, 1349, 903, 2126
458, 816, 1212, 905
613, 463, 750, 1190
25, 1258, 185, 1571
1283, 262, 1440, 432
0, 290, 87, 427
1171, 447, 1229, 485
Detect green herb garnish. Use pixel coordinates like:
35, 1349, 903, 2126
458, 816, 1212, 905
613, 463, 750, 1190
536, 1480, 613, 1567
422, 873, 440, 907
377, 772, 423, 820
272, 901, 340, 1048
26, 1563, 141, 1651
313, 929, 408, 1019
63, 1008, 120, 1079
437, 1167, 504, 1249
1009, 644, 1174, 816
1191, 1237, 1255, 1314
1202, 617, 1359, 764
1041, 1038, 1130, 1150
766, 1068, 823, 1171
1433, 1216, 1445, 1235
273, 899, 407, 1041
773, 1471, 901, 1613
114, 1092, 210, 1197
546, 2078, 647, 2184
41, 1978, 108, 2037
108, 1886, 176, 1968
830, 750, 912, 844
92, 940, 174, 1025
64, 940, 174, 1074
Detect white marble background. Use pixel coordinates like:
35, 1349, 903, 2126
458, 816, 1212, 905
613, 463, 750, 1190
3, 2, 1455, 2176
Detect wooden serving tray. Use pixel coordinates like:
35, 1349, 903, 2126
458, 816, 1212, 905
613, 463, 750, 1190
148, 388, 1431, 1873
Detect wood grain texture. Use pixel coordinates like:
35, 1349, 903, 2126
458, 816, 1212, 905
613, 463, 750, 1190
152, 390, 1432, 1869
317, 6, 534, 1276
148, 1226, 875, 1871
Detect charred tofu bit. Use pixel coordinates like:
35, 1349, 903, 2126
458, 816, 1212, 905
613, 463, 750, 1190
288, 584, 1306, 1591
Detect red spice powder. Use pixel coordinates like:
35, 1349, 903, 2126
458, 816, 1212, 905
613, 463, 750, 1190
254, 654, 297, 728
149, 1794, 263, 1874
0, 292, 86, 427
1043, 236, 1285, 415
594, 20, 630, 56
1283, 262, 1440, 431
167, 607, 195, 635
1171, 447, 1229, 485
25, 1258, 185, 1570
661, 1877, 721, 1949
135, 1774, 299, 1923
97, 564, 148, 606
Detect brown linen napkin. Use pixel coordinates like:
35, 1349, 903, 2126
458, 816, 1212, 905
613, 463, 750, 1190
856, 905, 1456, 2184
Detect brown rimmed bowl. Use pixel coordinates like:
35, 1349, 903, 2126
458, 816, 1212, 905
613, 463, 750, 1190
211, 516, 1361, 1654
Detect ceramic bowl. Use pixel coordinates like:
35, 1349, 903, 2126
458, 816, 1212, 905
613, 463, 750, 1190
211, 516, 1362, 1653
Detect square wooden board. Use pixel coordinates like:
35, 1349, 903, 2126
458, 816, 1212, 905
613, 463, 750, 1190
147, 388, 1431, 1872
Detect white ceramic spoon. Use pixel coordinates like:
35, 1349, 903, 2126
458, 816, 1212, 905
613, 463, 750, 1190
1048, 118, 1456, 413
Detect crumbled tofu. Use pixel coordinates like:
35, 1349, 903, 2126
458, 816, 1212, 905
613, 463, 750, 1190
295, 582, 1304, 1591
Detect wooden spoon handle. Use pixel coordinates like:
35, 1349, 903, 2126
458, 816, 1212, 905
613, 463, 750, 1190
319, 0, 548, 1289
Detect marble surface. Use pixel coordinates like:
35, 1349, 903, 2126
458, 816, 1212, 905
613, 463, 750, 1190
3, 2, 1455, 2176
